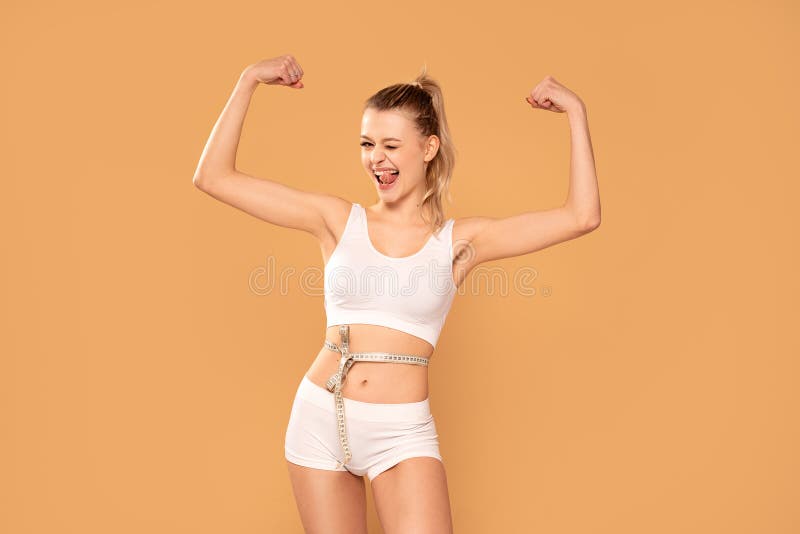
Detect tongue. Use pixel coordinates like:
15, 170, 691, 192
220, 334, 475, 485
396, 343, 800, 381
381, 172, 398, 185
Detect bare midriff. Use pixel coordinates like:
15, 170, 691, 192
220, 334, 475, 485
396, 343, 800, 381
304, 324, 435, 404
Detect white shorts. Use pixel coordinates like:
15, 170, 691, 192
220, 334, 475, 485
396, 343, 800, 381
284, 375, 443, 482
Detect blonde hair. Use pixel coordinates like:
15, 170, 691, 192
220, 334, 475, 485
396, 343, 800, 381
363, 64, 457, 235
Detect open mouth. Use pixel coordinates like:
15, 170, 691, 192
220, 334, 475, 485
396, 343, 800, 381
374, 170, 399, 185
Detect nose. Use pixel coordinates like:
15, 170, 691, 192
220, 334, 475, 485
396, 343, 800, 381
370, 148, 388, 164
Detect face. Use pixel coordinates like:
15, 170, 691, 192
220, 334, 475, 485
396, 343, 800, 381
360, 107, 439, 201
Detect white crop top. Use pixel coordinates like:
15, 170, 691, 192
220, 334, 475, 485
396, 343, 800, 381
324, 202, 457, 348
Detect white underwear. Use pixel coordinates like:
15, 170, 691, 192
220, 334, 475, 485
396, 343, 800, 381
284, 375, 443, 482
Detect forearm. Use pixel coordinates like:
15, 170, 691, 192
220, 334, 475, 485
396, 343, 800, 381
563, 103, 601, 228
192, 68, 259, 181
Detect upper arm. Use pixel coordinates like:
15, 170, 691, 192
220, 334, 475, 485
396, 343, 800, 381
457, 206, 599, 267
193, 170, 349, 240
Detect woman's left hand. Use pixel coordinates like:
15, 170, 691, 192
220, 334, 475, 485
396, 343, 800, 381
525, 76, 583, 114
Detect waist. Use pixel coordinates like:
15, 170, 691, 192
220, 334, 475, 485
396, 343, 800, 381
322, 339, 431, 364
324, 324, 435, 358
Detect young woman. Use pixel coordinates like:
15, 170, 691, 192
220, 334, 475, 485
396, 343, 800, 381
192, 54, 600, 534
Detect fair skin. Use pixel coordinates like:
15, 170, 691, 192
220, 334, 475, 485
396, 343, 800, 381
193, 54, 600, 534
359, 106, 439, 228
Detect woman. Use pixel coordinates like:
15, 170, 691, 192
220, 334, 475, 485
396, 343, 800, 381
192, 54, 600, 534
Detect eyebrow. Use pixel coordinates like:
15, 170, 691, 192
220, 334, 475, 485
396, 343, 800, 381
360, 135, 403, 142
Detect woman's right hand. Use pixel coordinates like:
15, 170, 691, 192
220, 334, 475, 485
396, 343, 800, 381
244, 55, 304, 89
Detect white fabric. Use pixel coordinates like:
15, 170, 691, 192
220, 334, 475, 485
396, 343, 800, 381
323, 203, 457, 348
284, 375, 443, 481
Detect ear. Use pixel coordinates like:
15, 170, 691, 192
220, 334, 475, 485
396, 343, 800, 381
423, 135, 440, 163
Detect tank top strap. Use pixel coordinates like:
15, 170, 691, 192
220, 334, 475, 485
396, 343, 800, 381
337, 202, 363, 245
350, 203, 369, 238
352, 202, 366, 225
442, 218, 456, 262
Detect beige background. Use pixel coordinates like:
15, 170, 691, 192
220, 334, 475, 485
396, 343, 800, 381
2, 0, 798, 532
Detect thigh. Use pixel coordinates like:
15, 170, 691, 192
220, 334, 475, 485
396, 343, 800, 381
284, 376, 368, 533
370, 457, 453, 534
286, 461, 368, 534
